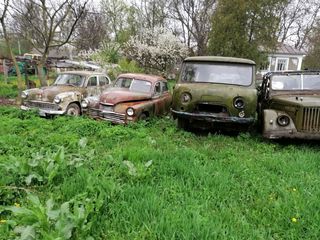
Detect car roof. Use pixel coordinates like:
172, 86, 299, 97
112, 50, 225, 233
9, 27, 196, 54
117, 73, 166, 83
184, 56, 256, 65
59, 71, 106, 76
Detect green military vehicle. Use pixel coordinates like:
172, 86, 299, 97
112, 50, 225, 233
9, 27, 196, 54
259, 71, 320, 139
171, 56, 257, 131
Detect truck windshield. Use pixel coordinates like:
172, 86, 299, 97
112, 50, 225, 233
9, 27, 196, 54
114, 78, 152, 93
54, 74, 85, 87
180, 62, 253, 86
272, 74, 320, 90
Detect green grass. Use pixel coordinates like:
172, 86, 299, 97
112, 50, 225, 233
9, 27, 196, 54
0, 75, 41, 98
0, 106, 320, 239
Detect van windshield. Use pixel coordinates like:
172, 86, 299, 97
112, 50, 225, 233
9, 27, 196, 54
180, 62, 253, 86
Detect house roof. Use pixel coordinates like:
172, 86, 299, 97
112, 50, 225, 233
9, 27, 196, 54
273, 43, 306, 55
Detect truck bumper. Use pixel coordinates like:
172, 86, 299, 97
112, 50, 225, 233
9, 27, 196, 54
171, 109, 255, 124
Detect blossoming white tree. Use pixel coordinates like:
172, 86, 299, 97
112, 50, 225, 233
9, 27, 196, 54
124, 27, 188, 73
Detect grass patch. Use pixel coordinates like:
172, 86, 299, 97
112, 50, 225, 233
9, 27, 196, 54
0, 73, 57, 98
0, 106, 320, 239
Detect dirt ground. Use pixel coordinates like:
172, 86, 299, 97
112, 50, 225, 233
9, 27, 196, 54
0, 97, 17, 106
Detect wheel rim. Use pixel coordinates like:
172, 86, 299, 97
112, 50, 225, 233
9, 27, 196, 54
67, 107, 79, 116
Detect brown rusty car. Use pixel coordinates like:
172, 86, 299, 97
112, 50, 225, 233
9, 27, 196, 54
81, 73, 172, 124
21, 71, 111, 116
259, 71, 320, 139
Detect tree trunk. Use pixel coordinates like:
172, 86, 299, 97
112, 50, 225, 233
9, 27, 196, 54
3, 59, 8, 84
9, 48, 23, 104
1, 14, 23, 103
37, 59, 47, 86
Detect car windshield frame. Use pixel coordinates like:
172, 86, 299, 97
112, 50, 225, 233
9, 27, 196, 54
113, 78, 152, 93
179, 61, 254, 86
271, 73, 320, 91
53, 74, 86, 87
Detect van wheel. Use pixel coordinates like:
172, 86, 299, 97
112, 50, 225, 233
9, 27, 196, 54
177, 118, 189, 130
66, 103, 80, 116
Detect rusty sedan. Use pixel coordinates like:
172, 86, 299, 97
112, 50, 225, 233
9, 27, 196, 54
21, 71, 111, 117
259, 71, 320, 139
82, 73, 172, 124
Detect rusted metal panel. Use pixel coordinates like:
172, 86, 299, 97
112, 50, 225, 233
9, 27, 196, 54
20, 71, 111, 116
84, 73, 172, 124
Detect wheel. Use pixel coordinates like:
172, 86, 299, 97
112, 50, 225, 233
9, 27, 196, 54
177, 117, 189, 130
66, 103, 81, 116
139, 113, 148, 121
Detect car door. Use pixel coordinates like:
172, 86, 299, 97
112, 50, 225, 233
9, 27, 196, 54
152, 81, 168, 115
85, 76, 99, 97
161, 81, 172, 114
98, 75, 111, 94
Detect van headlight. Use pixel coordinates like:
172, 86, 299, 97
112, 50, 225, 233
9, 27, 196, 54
21, 91, 28, 99
233, 97, 245, 109
54, 96, 62, 104
181, 92, 192, 104
126, 107, 135, 116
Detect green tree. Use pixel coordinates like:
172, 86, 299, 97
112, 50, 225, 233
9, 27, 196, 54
303, 25, 320, 70
208, 0, 286, 66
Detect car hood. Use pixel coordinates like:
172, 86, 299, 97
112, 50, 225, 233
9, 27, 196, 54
99, 88, 152, 105
271, 95, 320, 108
26, 85, 79, 102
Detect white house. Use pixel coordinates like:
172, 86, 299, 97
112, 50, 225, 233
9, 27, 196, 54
259, 43, 306, 75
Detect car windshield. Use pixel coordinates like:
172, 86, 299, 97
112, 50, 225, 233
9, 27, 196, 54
180, 62, 253, 86
114, 78, 152, 93
271, 74, 320, 90
53, 74, 85, 87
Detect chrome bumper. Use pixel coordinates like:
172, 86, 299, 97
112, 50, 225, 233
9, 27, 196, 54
21, 105, 65, 116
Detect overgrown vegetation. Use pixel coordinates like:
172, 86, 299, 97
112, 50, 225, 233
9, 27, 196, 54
0, 106, 320, 239
0, 75, 42, 98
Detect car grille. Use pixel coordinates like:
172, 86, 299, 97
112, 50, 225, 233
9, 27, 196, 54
99, 111, 126, 124
101, 105, 113, 112
301, 107, 320, 132
88, 108, 100, 117
196, 103, 228, 113
25, 100, 60, 110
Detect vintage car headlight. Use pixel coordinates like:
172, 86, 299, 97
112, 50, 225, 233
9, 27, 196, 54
81, 99, 89, 108
21, 91, 28, 99
126, 107, 135, 116
181, 92, 192, 104
233, 97, 245, 109
54, 96, 62, 104
277, 115, 290, 126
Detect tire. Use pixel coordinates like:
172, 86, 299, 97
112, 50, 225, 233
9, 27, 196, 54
139, 113, 148, 121
177, 117, 189, 130
66, 103, 81, 116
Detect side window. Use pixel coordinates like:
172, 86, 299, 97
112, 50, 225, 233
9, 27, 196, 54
154, 82, 161, 95
87, 76, 97, 87
162, 81, 168, 92
99, 76, 110, 86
